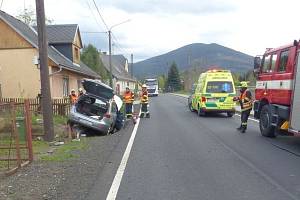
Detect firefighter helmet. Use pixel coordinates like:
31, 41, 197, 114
142, 84, 147, 88
240, 81, 248, 88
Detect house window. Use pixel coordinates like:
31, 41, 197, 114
74, 47, 80, 61
63, 77, 69, 97
278, 50, 289, 72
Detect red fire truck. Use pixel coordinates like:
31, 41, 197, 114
253, 40, 300, 137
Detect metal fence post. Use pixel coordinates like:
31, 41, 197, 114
11, 102, 21, 168
24, 100, 33, 162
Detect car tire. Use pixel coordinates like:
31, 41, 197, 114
198, 105, 205, 117
259, 104, 276, 138
227, 112, 234, 117
106, 125, 113, 135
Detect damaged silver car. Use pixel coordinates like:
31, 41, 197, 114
68, 79, 123, 135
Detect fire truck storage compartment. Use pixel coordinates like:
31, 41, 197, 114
290, 52, 300, 131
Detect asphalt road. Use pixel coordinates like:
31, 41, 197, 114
92, 94, 300, 200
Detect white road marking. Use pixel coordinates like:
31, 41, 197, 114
106, 113, 141, 200
235, 114, 259, 123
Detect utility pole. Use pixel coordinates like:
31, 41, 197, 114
35, 0, 54, 142
131, 53, 133, 78
107, 19, 130, 89
108, 30, 113, 88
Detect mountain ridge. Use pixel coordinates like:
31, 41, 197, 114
133, 43, 253, 78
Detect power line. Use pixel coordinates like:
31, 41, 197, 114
92, 0, 109, 31
0, 0, 4, 10
111, 33, 130, 55
89, 0, 130, 58
82, 31, 107, 34
85, 0, 106, 33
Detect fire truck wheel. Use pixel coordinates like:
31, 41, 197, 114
259, 105, 276, 138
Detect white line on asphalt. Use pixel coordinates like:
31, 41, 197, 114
106, 113, 141, 200
235, 114, 259, 123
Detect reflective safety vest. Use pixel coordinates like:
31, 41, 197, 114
123, 91, 134, 104
140, 91, 149, 104
240, 89, 252, 111
69, 94, 78, 104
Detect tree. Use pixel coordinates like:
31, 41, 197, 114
231, 72, 241, 86
16, 7, 53, 26
245, 70, 256, 86
158, 75, 166, 91
165, 62, 182, 92
81, 44, 108, 80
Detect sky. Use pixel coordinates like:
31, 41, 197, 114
1, 0, 300, 62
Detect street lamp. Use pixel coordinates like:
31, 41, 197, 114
108, 19, 131, 88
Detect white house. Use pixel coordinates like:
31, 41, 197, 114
100, 53, 137, 95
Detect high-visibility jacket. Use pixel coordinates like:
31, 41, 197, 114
123, 91, 134, 104
140, 91, 149, 104
69, 94, 78, 104
239, 89, 252, 111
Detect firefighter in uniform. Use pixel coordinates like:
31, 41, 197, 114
123, 86, 135, 118
78, 88, 84, 97
140, 84, 150, 118
234, 81, 253, 133
69, 89, 78, 105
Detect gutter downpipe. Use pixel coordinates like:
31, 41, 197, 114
49, 64, 63, 76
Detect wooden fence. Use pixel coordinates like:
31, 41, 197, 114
0, 98, 71, 116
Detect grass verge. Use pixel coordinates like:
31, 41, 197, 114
39, 139, 88, 162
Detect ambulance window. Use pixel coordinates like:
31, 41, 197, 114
270, 54, 277, 72
278, 50, 289, 72
262, 54, 271, 73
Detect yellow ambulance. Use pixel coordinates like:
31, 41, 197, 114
188, 69, 236, 117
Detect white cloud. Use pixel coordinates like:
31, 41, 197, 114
1, 0, 300, 62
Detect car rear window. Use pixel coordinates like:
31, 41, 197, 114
206, 81, 233, 93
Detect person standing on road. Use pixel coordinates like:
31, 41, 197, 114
69, 89, 78, 105
234, 82, 253, 133
78, 88, 84, 97
140, 84, 150, 118
123, 86, 135, 118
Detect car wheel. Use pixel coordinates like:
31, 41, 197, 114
259, 104, 276, 138
197, 105, 205, 117
106, 125, 113, 135
227, 112, 234, 117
